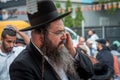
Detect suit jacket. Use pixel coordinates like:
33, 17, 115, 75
9, 42, 93, 80
91, 48, 114, 80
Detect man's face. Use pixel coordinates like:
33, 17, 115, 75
88, 30, 93, 36
41, 19, 68, 65
1, 35, 16, 53
47, 19, 66, 49
96, 43, 102, 51
79, 37, 85, 45
41, 19, 75, 74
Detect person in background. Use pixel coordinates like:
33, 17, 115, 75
0, 25, 30, 80
77, 37, 90, 56
105, 39, 111, 50
110, 44, 120, 79
86, 39, 98, 57
105, 39, 120, 79
113, 41, 120, 48
77, 37, 98, 65
92, 39, 114, 80
112, 40, 120, 53
106, 39, 110, 47
87, 29, 99, 51
9, 0, 94, 80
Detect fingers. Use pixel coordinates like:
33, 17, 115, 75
12, 26, 19, 33
65, 32, 76, 57
65, 32, 73, 47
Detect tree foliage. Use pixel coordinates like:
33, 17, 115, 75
64, 0, 74, 27
55, 1, 61, 8
55, 0, 84, 27
74, 5, 84, 27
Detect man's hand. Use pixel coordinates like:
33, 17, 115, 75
12, 26, 30, 45
12, 26, 19, 33
65, 32, 76, 57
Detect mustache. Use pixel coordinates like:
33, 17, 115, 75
59, 39, 66, 45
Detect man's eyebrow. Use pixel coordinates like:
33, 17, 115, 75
57, 29, 65, 31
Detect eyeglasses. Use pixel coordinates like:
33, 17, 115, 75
48, 30, 66, 36
4, 25, 15, 31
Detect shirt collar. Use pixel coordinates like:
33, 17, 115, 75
0, 48, 14, 57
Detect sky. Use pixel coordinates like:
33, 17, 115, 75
81, 0, 93, 3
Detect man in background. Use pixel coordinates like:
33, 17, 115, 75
92, 39, 114, 80
0, 25, 30, 80
77, 37, 90, 56
87, 30, 99, 50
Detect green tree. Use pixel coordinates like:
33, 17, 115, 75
55, 1, 61, 8
55, 1, 62, 14
65, 0, 72, 9
64, 0, 74, 27
74, 5, 84, 27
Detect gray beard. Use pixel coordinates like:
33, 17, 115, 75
41, 38, 76, 75
57, 46, 75, 73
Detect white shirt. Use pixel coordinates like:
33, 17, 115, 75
87, 34, 99, 50
0, 46, 25, 80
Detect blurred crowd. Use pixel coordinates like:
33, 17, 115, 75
77, 29, 120, 80
0, 24, 120, 80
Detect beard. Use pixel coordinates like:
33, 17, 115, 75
41, 37, 77, 76
2, 42, 13, 53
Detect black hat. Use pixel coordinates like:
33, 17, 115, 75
20, 0, 71, 31
96, 39, 106, 45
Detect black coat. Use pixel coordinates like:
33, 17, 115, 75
96, 48, 114, 68
92, 48, 114, 80
9, 42, 94, 80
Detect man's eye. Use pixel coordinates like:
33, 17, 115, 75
55, 31, 61, 34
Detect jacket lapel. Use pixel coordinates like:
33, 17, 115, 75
27, 42, 62, 80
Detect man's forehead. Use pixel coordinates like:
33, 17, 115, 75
49, 19, 64, 30
4, 35, 16, 39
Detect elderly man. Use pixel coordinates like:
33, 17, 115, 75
9, 0, 93, 80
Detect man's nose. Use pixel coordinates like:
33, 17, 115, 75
61, 32, 67, 40
10, 43, 14, 47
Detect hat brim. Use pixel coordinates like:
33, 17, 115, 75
20, 11, 72, 31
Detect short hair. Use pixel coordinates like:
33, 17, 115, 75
88, 29, 95, 34
1, 26, 16, 38
92, 30, 95, 34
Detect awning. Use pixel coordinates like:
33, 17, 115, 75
0, 20, 30, 38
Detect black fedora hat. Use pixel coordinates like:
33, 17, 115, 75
20, 0, 71, 31
96, 39, 106, 45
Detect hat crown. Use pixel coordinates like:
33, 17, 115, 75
20, 0, 71, 31
28, 0, 58, 27
96, 39, 106, 45
28, 1, 57, 19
